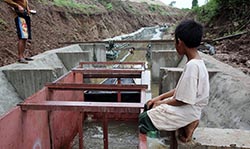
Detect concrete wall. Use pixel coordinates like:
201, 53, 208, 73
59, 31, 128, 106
0, 71, 22, 115
199, 54, 250, 130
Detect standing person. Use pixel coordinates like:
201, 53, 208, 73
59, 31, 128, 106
139, 20, 209, 143
4, 0, 34, 64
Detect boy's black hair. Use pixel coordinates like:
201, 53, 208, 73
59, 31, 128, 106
175, 20, 203, 48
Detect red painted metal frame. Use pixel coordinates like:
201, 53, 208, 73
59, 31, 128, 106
16, 62, 150, 149
72, 68, 143, 78
45, 83, 148, 91
18, 101, 144, 149
79, 61, 145, 68
18, 101, 144, 112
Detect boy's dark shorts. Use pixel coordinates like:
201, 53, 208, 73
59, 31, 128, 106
138, 104, 158, 134
15, 16, 31, 40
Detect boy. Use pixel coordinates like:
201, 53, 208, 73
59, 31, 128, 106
4, 0, 33, 64
139, 20, 209, 142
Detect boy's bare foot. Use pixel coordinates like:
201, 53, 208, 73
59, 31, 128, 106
178, 120, 199, 143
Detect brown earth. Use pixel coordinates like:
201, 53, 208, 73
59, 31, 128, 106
0, 0, 182, 66
213, 32, 250, 75
206, 14, 250, 76
0, 0, 249, 76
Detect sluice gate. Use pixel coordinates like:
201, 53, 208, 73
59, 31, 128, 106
17, 61, 155, 149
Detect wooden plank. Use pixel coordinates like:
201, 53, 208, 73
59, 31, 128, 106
18, 101, 144, 113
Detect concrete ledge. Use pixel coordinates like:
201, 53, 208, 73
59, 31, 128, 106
178, 127, 250, 149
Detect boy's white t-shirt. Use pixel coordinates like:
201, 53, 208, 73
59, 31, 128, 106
147, 59, 209, 131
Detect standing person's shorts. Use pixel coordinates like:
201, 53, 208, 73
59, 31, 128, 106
15, 16, 31, 40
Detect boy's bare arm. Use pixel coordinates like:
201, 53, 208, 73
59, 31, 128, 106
164, 98, 186, 106
147, 89, 175, 107
153, 98, 186, 108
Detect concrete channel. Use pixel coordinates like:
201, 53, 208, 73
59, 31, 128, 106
0, 26, 250, 148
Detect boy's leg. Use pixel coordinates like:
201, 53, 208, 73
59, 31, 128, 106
178, 120, 199, 142
15, 16, 32, 63
139, 111, 158, 134
18, 39, 26, 59
17, 39, 28, 63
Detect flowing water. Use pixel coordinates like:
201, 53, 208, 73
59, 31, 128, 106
72, 121, 139, 149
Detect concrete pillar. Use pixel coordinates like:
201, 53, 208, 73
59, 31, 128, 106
151, 50, 183, 82
79, 43, 106, 62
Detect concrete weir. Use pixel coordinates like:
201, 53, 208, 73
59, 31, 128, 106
0, 26, 250, 148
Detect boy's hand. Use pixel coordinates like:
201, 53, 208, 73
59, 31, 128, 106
146, 100, 153, 109
153, 100, 164, 108
146, 96, 161, 109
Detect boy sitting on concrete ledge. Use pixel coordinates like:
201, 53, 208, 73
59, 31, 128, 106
139, 20, 209, 143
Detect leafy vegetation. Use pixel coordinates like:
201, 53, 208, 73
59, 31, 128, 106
97, 0, 114, 11
0, 18, 7, 30
192, 0, 198, 8
148, 4, 169, 16
105, 3, 113, 11
194, 0, 249, 24
37, 0, 49, 4
193, 0, 218, 23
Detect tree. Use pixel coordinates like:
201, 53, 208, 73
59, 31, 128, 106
192, 0, 198, 8
169, 1, 176, 7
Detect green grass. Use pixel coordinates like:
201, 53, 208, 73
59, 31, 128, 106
105, 3, 113, 11
148, 4, 169, 16
0, 18, 7, 30
37, 0, 49, 4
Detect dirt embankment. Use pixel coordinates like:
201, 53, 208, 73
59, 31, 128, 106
0, 0, 183, 67
205, 3, 250, 76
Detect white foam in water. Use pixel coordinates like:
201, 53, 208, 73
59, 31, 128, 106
147, 137, 170, 149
